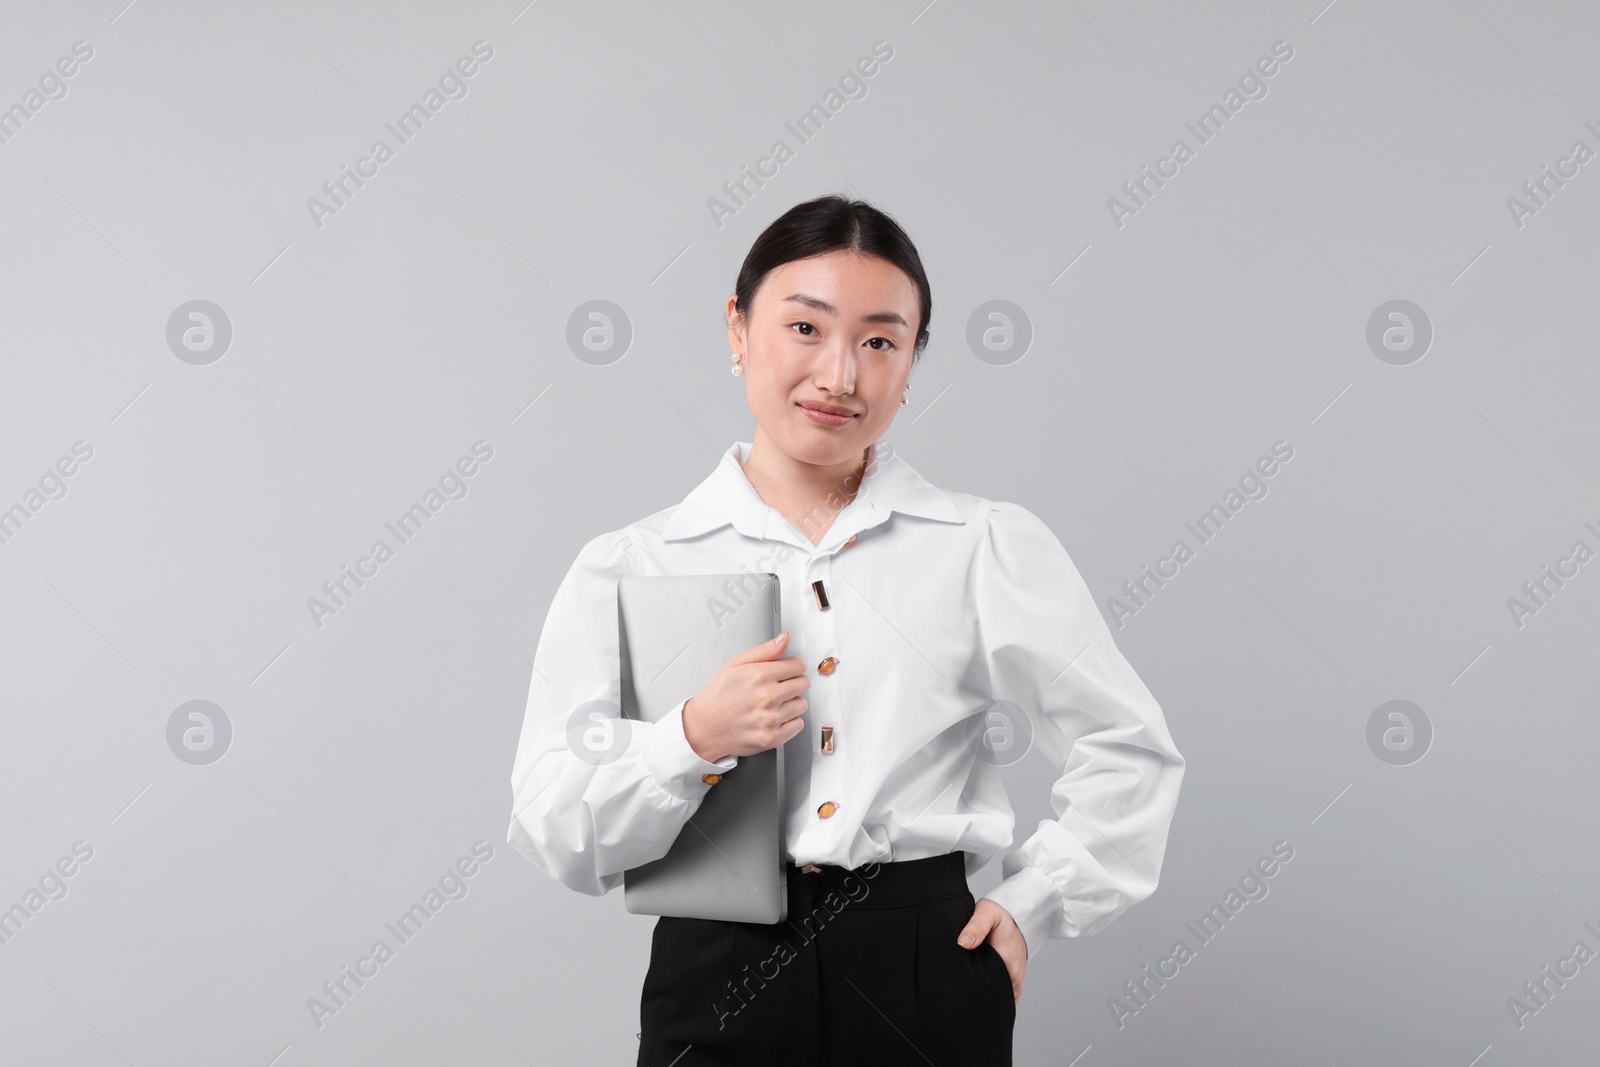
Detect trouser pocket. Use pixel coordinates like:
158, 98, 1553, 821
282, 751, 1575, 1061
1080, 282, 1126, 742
961, 891, 1017, 1022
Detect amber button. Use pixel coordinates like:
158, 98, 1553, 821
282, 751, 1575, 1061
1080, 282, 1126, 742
818, 656, 838, 675
701, 773, 723, 785
817, 801, 837, 819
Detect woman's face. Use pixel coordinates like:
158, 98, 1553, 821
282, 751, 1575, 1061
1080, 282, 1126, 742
726, 249, 920, 469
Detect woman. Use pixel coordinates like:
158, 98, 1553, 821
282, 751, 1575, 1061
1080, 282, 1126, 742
507, 195, 1186, 1066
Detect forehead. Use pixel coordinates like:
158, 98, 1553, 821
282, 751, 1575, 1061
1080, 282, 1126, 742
759, 252, 917, 317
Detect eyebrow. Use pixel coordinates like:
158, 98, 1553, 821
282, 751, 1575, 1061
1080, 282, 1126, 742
782, 292, 909, 328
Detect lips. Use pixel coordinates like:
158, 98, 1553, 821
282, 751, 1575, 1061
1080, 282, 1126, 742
797, 401, 857, 428
797, 401, 858, 418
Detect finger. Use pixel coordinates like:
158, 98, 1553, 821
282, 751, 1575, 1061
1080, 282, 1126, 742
773, 672, 811, 700
776, 694, 807, 725
768, 654, 810, 680
781, 713, 807, 744
957, 912, 994, 948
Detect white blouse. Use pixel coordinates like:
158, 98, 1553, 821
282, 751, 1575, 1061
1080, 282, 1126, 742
506, 438, 1185, 960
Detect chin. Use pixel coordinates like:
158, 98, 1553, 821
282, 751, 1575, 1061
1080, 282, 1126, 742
782, 420, 861, 460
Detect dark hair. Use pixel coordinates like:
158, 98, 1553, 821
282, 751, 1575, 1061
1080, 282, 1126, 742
732, 195, 933, 363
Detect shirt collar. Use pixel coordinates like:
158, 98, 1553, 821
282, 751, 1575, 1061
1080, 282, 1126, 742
662, 437, 964, 548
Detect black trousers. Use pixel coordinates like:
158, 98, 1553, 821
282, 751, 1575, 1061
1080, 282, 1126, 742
636, 852, 1015, 1066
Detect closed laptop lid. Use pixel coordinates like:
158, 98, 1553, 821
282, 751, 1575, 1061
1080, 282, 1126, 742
618, 572, 787, 923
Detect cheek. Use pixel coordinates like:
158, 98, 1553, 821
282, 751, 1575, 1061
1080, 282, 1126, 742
747, 368, 802, 411
866, 365, 909, 401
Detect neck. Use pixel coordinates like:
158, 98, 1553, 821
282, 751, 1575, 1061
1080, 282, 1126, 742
741, 430, 871, 539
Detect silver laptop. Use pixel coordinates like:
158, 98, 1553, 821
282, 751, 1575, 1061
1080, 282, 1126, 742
618, 572, 788, 923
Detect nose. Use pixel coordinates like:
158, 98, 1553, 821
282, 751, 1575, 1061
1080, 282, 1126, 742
815, 343, 856, 396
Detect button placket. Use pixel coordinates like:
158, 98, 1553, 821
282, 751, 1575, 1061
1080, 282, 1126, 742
806, 547, 845, 825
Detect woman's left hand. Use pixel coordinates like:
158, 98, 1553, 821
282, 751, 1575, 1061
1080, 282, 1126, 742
958, 898, 1027, 1003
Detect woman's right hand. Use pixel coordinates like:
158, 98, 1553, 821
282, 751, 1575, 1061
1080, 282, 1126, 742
680, 631, 809, 763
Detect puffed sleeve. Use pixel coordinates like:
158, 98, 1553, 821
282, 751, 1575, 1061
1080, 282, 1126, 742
506, 529, 739, 896
974, 501, 1185, 960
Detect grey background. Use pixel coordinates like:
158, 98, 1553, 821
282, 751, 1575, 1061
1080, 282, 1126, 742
2, 0, 1596, 1064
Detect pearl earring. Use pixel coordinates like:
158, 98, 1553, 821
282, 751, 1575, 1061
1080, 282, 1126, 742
731, 353, 744, 376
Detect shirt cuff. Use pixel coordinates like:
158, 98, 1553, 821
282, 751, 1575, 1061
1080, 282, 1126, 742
641, 698, 738, 802
981, 864, 1061, 961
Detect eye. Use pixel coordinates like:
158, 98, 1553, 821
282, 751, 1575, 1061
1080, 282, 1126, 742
789, 321, 817, 336
865, 337, 896, 351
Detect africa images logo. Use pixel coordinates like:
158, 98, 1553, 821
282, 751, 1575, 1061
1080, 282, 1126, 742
306, 41, 495, 230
